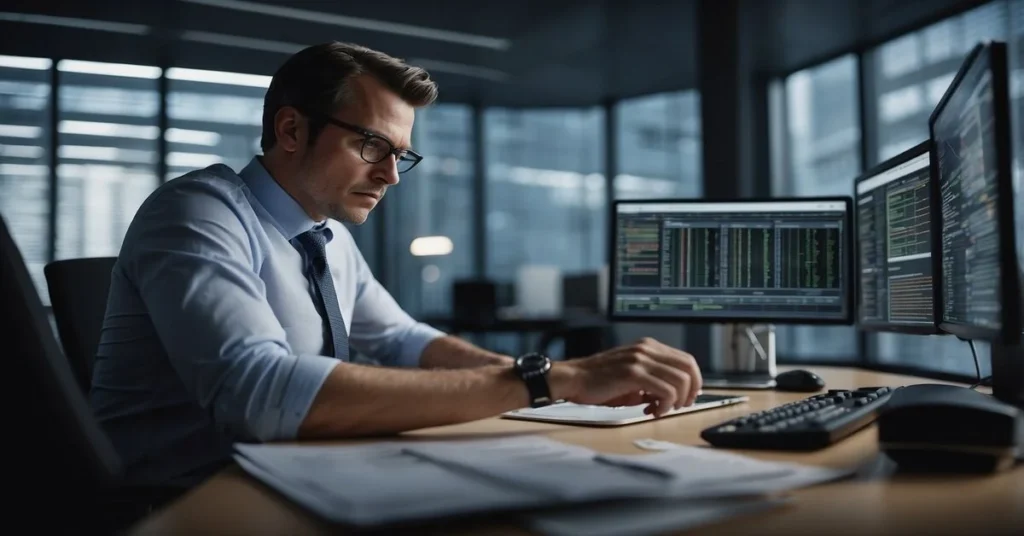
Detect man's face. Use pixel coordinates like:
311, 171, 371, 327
296, 75, 415, 224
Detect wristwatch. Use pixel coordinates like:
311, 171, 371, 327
513, 352, 553, 408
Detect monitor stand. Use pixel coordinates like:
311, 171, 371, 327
702, 323, 778, 390
991, 339, 1024, 410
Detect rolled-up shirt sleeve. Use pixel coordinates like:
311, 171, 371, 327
341, 231, 445, 368
122, 180, 339, 442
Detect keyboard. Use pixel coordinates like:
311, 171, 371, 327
700, 386, 897, 450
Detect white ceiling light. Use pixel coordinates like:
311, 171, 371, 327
181, 0, 510, 50
166, 67, 271, 88
408, 58, 508, 82
59, 120, 160, 140
0, 11, 150, 35
0, 54, 51, 70
410, 236, 454, 256
57, 60, 161, 79
180, 30, 302, 55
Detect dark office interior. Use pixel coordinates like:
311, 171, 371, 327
3, 0, 1024, 534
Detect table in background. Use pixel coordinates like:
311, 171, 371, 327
128, 366, 1024, 535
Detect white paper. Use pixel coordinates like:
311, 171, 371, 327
234, 441, 546, 526
402, 436, 670, 501
232, 436, 854, 528
598, 443, 854, 498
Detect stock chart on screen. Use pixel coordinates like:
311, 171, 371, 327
613, 200, 851, 322
855, 144, 937, 330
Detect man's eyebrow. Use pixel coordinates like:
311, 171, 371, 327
363, 126, 411, 151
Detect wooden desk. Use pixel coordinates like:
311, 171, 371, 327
129, 367, 1024, 535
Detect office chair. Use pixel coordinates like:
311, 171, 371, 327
1, 215, 125, 532
44, 256, 117, 395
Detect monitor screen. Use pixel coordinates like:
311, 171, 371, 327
854, 142, 938, 333
610, 198, 853, 324
930, 42, 1021, 342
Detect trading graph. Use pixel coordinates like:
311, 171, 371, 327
617, 220, 660, 287
887, 179, 931, 259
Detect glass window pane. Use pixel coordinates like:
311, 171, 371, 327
778, 54, 860, 361
0, 55, 52, 303
614, 91, 702, 199
55, 60, 160, 261
390, 104, 475, 317
166, 68, 266, 180
485, 107, 606, 282
871, 2, 1008, 164
869, 1, 1009, 375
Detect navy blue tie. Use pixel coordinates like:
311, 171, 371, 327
296, 229, 349, 361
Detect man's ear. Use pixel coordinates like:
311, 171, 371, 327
274, 107, 305, 153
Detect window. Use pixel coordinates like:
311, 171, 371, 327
166, 67, 268, 180
614, 91, 702, 199
776, 54, 861, 361
1010, 0, 1024, 285
870, 1, 1009, 163
55, 60, 160, 261
0, 54, 52, 302
484, 108, 606, 281
867, 1, 1008, 375
386, 104, 475, 317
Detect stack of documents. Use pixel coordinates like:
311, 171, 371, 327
233, 435, 853, 532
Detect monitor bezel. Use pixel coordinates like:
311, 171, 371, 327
928, 41, 1022, 344
852, 140, 942, 335
607, 196, 855, 325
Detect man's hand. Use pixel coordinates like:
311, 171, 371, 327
549, 338, 702, 418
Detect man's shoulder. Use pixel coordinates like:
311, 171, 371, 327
139, 164, 257, 220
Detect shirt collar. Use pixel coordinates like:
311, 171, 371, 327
239, 156, 326, 241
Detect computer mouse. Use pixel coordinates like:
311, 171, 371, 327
878, 383, 1023, 473
774, 369, 825, 392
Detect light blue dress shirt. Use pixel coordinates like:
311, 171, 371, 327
90, 157, 445, 487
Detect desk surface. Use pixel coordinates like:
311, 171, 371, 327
129, 366, 1024, 536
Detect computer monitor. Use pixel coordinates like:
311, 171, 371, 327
929, 41, 1022, 345
609, 197, 854, 324
929, 41, 1023, 408
854, 140, 940, 334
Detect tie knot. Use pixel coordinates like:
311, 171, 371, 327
297, 229, 328, 262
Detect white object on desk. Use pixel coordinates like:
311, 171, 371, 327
232, 435, 853, 528
501, 394, 748, 426
515, 264, 562, 316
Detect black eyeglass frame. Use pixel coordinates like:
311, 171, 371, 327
300, 108, 423, 173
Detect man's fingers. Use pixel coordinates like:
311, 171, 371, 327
641, 361, 693, 409
629, 373, 678, 416
631, 343, 702, 406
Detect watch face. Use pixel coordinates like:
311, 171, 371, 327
517, 353, 547, 371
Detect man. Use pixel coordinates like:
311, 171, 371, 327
90, 41, 702, 489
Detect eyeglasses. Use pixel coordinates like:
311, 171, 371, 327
303, 110, 423, 173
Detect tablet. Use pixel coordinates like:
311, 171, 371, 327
501, 393, 748, 427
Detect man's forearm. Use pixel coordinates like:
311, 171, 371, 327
419, 335, 513, 369
297, 361, 575, 438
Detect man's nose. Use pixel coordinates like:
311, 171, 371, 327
373, 157, 400, 186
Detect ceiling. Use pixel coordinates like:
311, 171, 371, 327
0, 0, 993, 106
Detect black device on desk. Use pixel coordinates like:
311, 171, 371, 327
701, 386, 896, 450
873, 40, 1024, 473
609, 197, 854, 389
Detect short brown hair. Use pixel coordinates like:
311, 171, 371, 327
260, 41, 437, 151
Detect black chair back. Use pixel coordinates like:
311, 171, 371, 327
44, 256, 117, 394
1, 214, 123, 530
